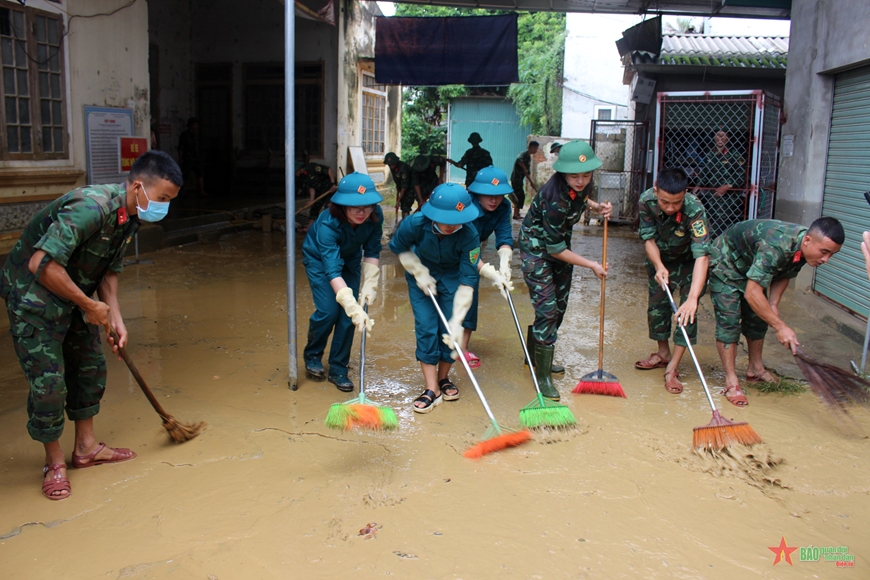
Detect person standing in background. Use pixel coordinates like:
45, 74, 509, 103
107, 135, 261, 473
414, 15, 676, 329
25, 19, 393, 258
511, 141, 539, 220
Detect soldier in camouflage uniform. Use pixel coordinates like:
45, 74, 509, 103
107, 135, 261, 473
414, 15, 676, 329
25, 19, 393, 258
0, 151, 182, 500
709, 217, 844, 406
694, 130, 748, 237
411, 154, 449, 206
634, 168, 711, 395
518, 140, 612, 400
296, 152, 338, 229
510, 141, 540, 220
384, 152, 415, 218
450, 132, 493, 187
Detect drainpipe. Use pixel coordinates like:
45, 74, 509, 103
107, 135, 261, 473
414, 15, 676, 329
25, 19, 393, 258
285, 0, 298, 390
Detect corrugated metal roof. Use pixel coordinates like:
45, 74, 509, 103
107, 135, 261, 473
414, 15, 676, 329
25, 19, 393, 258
633, 34, 789, 69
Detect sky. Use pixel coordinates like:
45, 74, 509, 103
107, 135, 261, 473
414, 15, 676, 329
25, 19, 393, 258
377, 2, 395, 16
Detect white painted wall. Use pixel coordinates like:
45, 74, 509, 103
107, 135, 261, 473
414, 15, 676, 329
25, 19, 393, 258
560, 13, 636, 140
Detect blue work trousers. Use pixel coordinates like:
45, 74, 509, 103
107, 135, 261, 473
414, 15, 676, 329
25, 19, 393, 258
303, 260, 360, 378
407, 271, 459, 365
462, 277, 481, 331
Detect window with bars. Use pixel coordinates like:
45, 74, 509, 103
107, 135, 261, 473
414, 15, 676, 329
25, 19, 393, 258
361, 71, 385, 156
0, 2, 67, 160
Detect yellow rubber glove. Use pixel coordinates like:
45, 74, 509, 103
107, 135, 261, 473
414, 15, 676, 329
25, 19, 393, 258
335, 287, 374, 334
497, 246, 513, 281
480, 262, 513, 299
358, 261, 380, 306
441, 284, 474, 359
398, 251, 437, 295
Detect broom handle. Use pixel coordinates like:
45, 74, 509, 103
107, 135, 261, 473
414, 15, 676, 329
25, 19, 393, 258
427, 289, 498, 424
109, 330, 172, 420
359, 303, 367, 397
662, 284, 719, 412
505, 291, 543, 396
597, 219, 608, 370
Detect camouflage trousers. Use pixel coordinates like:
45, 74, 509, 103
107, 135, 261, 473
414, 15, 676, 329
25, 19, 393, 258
521, 251, 573, 346
6, 307, 106, 443
398, 189, 418, 213
510, 179, 525, 209
709, 276, 768, 344
646, 258, 705, 347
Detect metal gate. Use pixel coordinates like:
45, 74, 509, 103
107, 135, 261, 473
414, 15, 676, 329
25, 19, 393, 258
655, 90, 781, 237
590, 120, 649, 223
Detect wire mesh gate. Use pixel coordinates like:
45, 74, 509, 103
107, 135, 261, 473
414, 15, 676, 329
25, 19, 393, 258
590, 120, 649, 223
654, 90, 781, 237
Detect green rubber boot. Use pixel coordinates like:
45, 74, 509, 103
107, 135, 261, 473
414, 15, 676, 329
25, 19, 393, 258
534, 342, 560, 401
524, 326, 565, 374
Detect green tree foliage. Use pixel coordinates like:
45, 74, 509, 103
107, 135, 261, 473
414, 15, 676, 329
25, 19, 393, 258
392, 5, 565, 158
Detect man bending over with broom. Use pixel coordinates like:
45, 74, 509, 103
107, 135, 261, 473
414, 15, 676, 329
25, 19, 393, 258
709, 217, 844, 407
0, 151, 182, 500
635, 168, 711, 395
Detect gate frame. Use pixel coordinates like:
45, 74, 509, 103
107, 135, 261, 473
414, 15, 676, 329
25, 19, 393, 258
589, 119, 649, 223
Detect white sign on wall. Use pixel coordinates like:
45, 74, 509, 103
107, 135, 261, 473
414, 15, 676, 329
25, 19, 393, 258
84, 106, 134, 184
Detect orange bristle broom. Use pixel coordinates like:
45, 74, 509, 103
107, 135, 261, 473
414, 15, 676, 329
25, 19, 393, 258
427, 289, 531, 458
573, 219, 626, 397
661, 284, 761, 450
325, 304, 398, 431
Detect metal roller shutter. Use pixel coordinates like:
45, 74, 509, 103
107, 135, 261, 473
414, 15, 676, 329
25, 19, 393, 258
814, 65, 870, 316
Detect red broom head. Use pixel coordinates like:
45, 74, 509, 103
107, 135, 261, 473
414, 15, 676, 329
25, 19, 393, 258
572, 380, 627, 398
463, 430, 532, 459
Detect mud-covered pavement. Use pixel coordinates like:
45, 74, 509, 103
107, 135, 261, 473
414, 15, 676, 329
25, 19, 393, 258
1, 222, 867, 579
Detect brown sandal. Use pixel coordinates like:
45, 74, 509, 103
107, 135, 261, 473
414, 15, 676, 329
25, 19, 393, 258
42, 463, 71, 501
721, 384, 749, 407
746, 370, 780, 384
72, 442, 137, 469
664, 371, 683, 394
635, 352, 670, 370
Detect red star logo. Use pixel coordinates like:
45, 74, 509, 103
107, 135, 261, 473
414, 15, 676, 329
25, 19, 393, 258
768, 536, 798, 566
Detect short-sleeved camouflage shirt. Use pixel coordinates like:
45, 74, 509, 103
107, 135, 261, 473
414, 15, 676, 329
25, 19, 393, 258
388, 160, 412, 193
709, 219, 807, 292
511, 150, 532, 184
412, 155, 447, 189
698, 149, 747, 189
0, 184, 139, 334
518, 173, 588, 261
457, 146, 493, 185
637, 188, 711, 262
301, 163, 334, 194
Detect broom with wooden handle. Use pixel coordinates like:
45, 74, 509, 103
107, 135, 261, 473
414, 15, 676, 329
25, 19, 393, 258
110, 330, 206, 443
661, 285, 761, 450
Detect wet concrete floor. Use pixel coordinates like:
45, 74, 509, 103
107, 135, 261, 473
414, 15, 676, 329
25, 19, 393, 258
0, 220, 868, 579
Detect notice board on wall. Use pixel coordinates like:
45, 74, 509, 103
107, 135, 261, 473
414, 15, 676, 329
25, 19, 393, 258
84, 106, 133, 184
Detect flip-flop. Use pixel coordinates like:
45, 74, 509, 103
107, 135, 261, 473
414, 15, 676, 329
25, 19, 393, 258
721, 384, 749, 407
464, 351, 481, 369
746, 370, 780, 384
635, 352, 670, 370
72, 443, 137, 469
42, 463, 71, 501
439, 378, 460, 401
664, 371, 683, 394
413, 389, 443, 414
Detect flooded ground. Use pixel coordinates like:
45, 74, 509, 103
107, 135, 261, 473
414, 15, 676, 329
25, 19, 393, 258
0, 220, 867, 579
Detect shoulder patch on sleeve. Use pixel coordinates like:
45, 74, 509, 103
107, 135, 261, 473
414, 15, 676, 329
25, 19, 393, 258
469, 247, 480, 264
691, 219, 707, 238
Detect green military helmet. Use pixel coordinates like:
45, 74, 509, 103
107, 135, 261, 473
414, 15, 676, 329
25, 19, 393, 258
467, 166, 513, 196
552, 140, 602, 174
467, 132, 483, 144
550, 141, 563, 153
421, 183, 480, 225
331, 172, 384, 206
411, 154, 431, 173
384, 152, 399, 165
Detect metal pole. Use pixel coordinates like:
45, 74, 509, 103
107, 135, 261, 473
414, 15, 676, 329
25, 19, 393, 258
285, 0, 298, 390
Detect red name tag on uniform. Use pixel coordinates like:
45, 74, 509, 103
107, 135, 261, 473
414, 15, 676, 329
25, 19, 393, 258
118, 207, 128, 225
675, 212, 682, 224
793, 250, 802, 263
568, 190, 577, 201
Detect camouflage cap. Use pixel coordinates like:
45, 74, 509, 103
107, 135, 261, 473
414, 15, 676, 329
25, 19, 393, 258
552, 140, 602, 174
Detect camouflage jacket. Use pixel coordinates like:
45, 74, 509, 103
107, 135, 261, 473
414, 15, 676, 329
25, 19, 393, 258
511, 150, 532, 183
412, 155, 447, 189
457, 146, 493, 185
389, 160, 412, 195
698, 149, 747, 189
638, 188, 711, 262
518, 173, 588, 260
709, 219, 807, 292
0, 184, 139, 335
301, 163, 334, 194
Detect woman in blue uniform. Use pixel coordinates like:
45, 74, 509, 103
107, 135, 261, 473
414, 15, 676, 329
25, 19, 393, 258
302, 172, 383, 392
389, 183, 488, 413
460, 166, 515, 368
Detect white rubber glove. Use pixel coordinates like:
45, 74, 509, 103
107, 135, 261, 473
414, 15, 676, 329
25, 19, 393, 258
358, 261, 380, 306
336, 287, 374, 334
441, 284, 474, 359
398, 251, 437, 295
479, 262, 513, 299
497, 246, 513, 282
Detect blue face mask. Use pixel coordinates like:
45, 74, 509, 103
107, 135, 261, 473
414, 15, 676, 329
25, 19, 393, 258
136, 183, 170, 222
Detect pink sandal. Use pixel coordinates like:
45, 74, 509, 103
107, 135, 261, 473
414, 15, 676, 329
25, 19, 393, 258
72, 442, 137, 469
464, 351, 481, 369
43, 463, 71, 501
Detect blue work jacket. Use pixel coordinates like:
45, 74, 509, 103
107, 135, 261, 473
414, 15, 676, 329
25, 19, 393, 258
302, 205, 383, 279
389, 213, 480, 288
471, 196, 513, 248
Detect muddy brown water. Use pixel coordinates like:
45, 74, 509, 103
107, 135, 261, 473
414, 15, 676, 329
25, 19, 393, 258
0, 224, 867, 579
